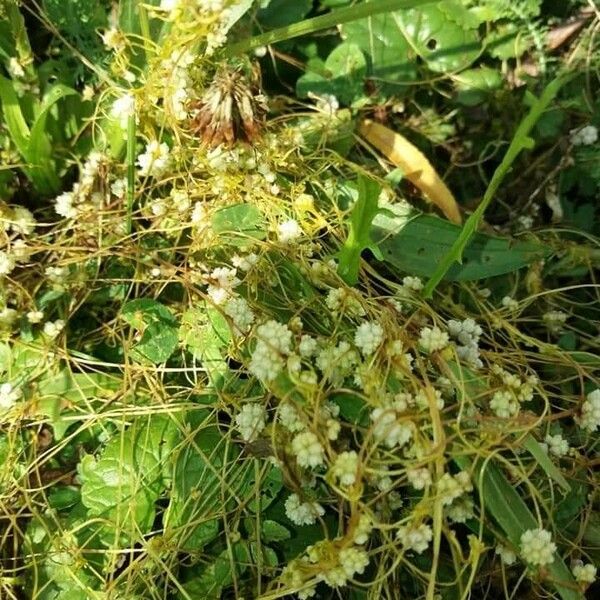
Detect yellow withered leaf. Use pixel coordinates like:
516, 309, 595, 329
359, 119, 462, 224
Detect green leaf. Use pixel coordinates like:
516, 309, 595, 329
296, 42, 367, 105
257, 0, 312, 29
121, 299, 179, 364
454, 66, 502, 106
211, 203, 266, 246
522, 434, 571, 493
337, 174, 383, 285
341, 12, 416, 93
79, 414, 181, 545
396, 1, 480, 73
36, 371, 122, 440
0, 73, 30, 156
262, 520, 291, 542
374, 214, 548, 281
454, 457, 582, 600
26, 84, 78, 191
165, 412, 252, 551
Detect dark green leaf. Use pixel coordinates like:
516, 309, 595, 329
211, 203, 266, 246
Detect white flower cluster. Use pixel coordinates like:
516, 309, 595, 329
163, 49, 195, 121
137, 140, 171, 177
0, 382, 21, 410
249, 320, 293, 382
325, 287, 365, 317
490, 365, 537, 418
570, 125, 598, 146
277, 219, 303, 243
495, 543, 517, 565
232, 253, 259, 272
291, 431, 324, 469
445, 496, 475, 523
501, 296, 519, 311
437, 471, 472, 506
206, 266, 241, 305
418, 326, 449, 353
111, 93, 135, 129
278, 401, 304, 433
519, 528, 556, 566
332, 451, 358, 486
370, 400, 413, 449
353, 514, 373, 545
544, 432, 569, 457
316, 340, 358, 385
354, 321, 384, 356
43, 319, 65, 339
407, 467, 432, 490
224, 296, 254, 334
54, 151, 109, 218
234, 403, 266, 441
578, 389, 600, 432
0, 251, 16, 277
284, 493, 324, 526
396, 522, 433, 554
448, 318, 483, 368
304, 542, 369, 588
572, 561, 596, 584
543, 310, 568, 334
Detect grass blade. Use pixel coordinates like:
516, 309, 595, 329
225, 0, 438, 56
0, 73, 30, 156
522, 434, 571, 493
422, 73, 572, 298
126, 112, 136, 234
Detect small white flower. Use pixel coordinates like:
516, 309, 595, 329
224, 297, 254, 334
298, 335, 318, 358
437, 472, 472, 506
313, 93, 339, 115
402, 276, 423, 292
278, 402, 304, 433
111, 93, 135, 129
495, 543, 517, 566
570, 125, 598, 146
572, 562, 596, 584
332, 451, 358, 486
291, 431, 324, 468
544, 433, 569, 457
407, 467, 432, 490
284, 493, 324, 525
111, 178, 127, 199
543, 310, 568, 334
43, 319, 65, 339
137, 141, 170, 177
26, 310, 44, 324
10, 206, 36, 235
234, 403, 266, 441
490, 389, 519, 419
519, 528, 556, 566
101, 28, 125, 51
353, 514, 373, 545
578, 389, 600, 432
7, 57, 25, 78
396, 523, 433, 554
55, 191, 77, 218
277, 219, 302, 243
0, 382, 21, 410
354, 321, 384, 356
445, 496, 474, 523
370, 406, 413, 449
418, 326, 449, 353
339, 546, 369, 578
231, 253, 259, 272
501, 296, 519, 311
0, 251, 16, 276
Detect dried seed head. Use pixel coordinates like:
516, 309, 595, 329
191, 64, 268, 147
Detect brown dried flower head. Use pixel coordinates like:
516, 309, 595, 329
191, 63, 268, 147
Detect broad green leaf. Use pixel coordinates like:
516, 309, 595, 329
396, 2, 480, 73
36, 371, 122, 440
337, 174, 383, 285
373, 214, 549, 281
165, 412, 249, 551
342, 12, 416, 93
262, 520, 291, 542
79, 414, 181, 545
454, 457, 582, 600
211, 203, 266, 246
454, 66, 502, 106
121, 298, 179, 364
296, 42, 367, 105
